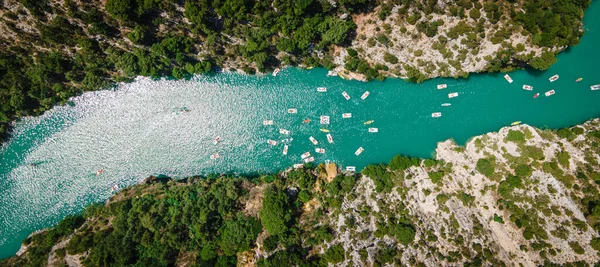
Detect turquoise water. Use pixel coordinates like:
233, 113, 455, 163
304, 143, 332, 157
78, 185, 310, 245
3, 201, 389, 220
2, 4, 600, 259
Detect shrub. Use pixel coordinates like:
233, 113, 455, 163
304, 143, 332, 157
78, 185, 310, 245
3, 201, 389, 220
323, 244, 345, 263
383, 52, 398, 64
506, 130, 525, 143
362, 164, 392, 193
514, 164, 532, 178
346, 48, 358, 57
389, 155, 419, 170
476, 158, 495, 177
493, 214, 504, 223
428, 171, 444, 183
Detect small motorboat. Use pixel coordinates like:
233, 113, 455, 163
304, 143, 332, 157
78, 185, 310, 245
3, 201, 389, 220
511, 121, 521, 126
432, 112, 442, 118
591, 85, 600, 90
263, 120, 274, 126
213, 137, 221, 145
302, 118, 311, 124
342, 91, 350, 100
267, 140, 278, 146
272, 68, 280, 76
355, 147, 364, 156
283, 145, 288, 155
315, 148, 325, 154
504, 74, 513, 83
545, 89, 555, 97
303, 157, 315, 163
368, 128, 379, 133
441, 103, 451, 107
549, 74, 559, 82
346, 166, 356, 172
301, 152, 311, 159
361, 91, 370, 100
320, 115, 330, 125
448, 92, 458, 98
293, 163, 304, 168
210, 153, 220, 160
326, 134, 334, 143
533, 93, 539, 99
306, 66, 314, 70
576, 78, 583, 82
288, 108, 297, 114
522, 85, 533, 91
364, 120, 374, 125
281, 138, 293, 144
279, 129, 290, 135
96, 169, 104, 176
320, 129, 330, 133
317, 87, 327, 92
437, 84, 447, 90
309, 136, 318, 145
111, 184, 119, 192
342, 113, 352, 118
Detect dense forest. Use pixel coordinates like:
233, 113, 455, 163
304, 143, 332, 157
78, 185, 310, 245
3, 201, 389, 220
5, 120, 600, 266
0, 0, 591, 143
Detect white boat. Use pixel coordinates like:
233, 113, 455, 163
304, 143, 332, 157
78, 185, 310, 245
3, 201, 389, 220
95, 169, 104, 176
111, 184, 119, 192
326, 134, 334, 143
210, 153, 220, 160
304, 157, 315, 163
522, 85, 533, 91
279, 129, 290, 135
342, 91, 350, 100
213, 136, 222, 144
368, 128, 379, 133
355, 147, 364, 156
293, 164, 304, 168
504, 74, 513, 83
432, 112, 442, 118
346, 166, 356, 172
342, 113, 352, 118
545, 89, 555, 97
317, 87, 327, 92
448, 92, 458, 98
267, 139, 278, 146
549, 74, 559, 82
315, 148, 325, 154
320, 115, 330, 124
437, 84, 447, 90
309, 136, 318, 145
591, 85, 600, 90
263, 120, 274, 126
361, 91, 370, 100
441, 103, 451, 107
288, 108, 297, 114
301, 152, 311, 159
272, 68, 280, 76
283, 145, 288, 155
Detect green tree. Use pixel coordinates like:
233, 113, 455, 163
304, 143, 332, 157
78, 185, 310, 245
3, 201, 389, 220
218, 213, 262, 256
105, 0, 134, 21
259, 186, 292, 236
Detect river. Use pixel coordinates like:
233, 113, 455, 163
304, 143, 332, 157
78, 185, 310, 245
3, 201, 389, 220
1, 3, 600, 259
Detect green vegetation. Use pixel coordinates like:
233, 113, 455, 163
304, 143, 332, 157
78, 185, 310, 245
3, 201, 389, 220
476, 158, 495, 177
4, 163, 418, 266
